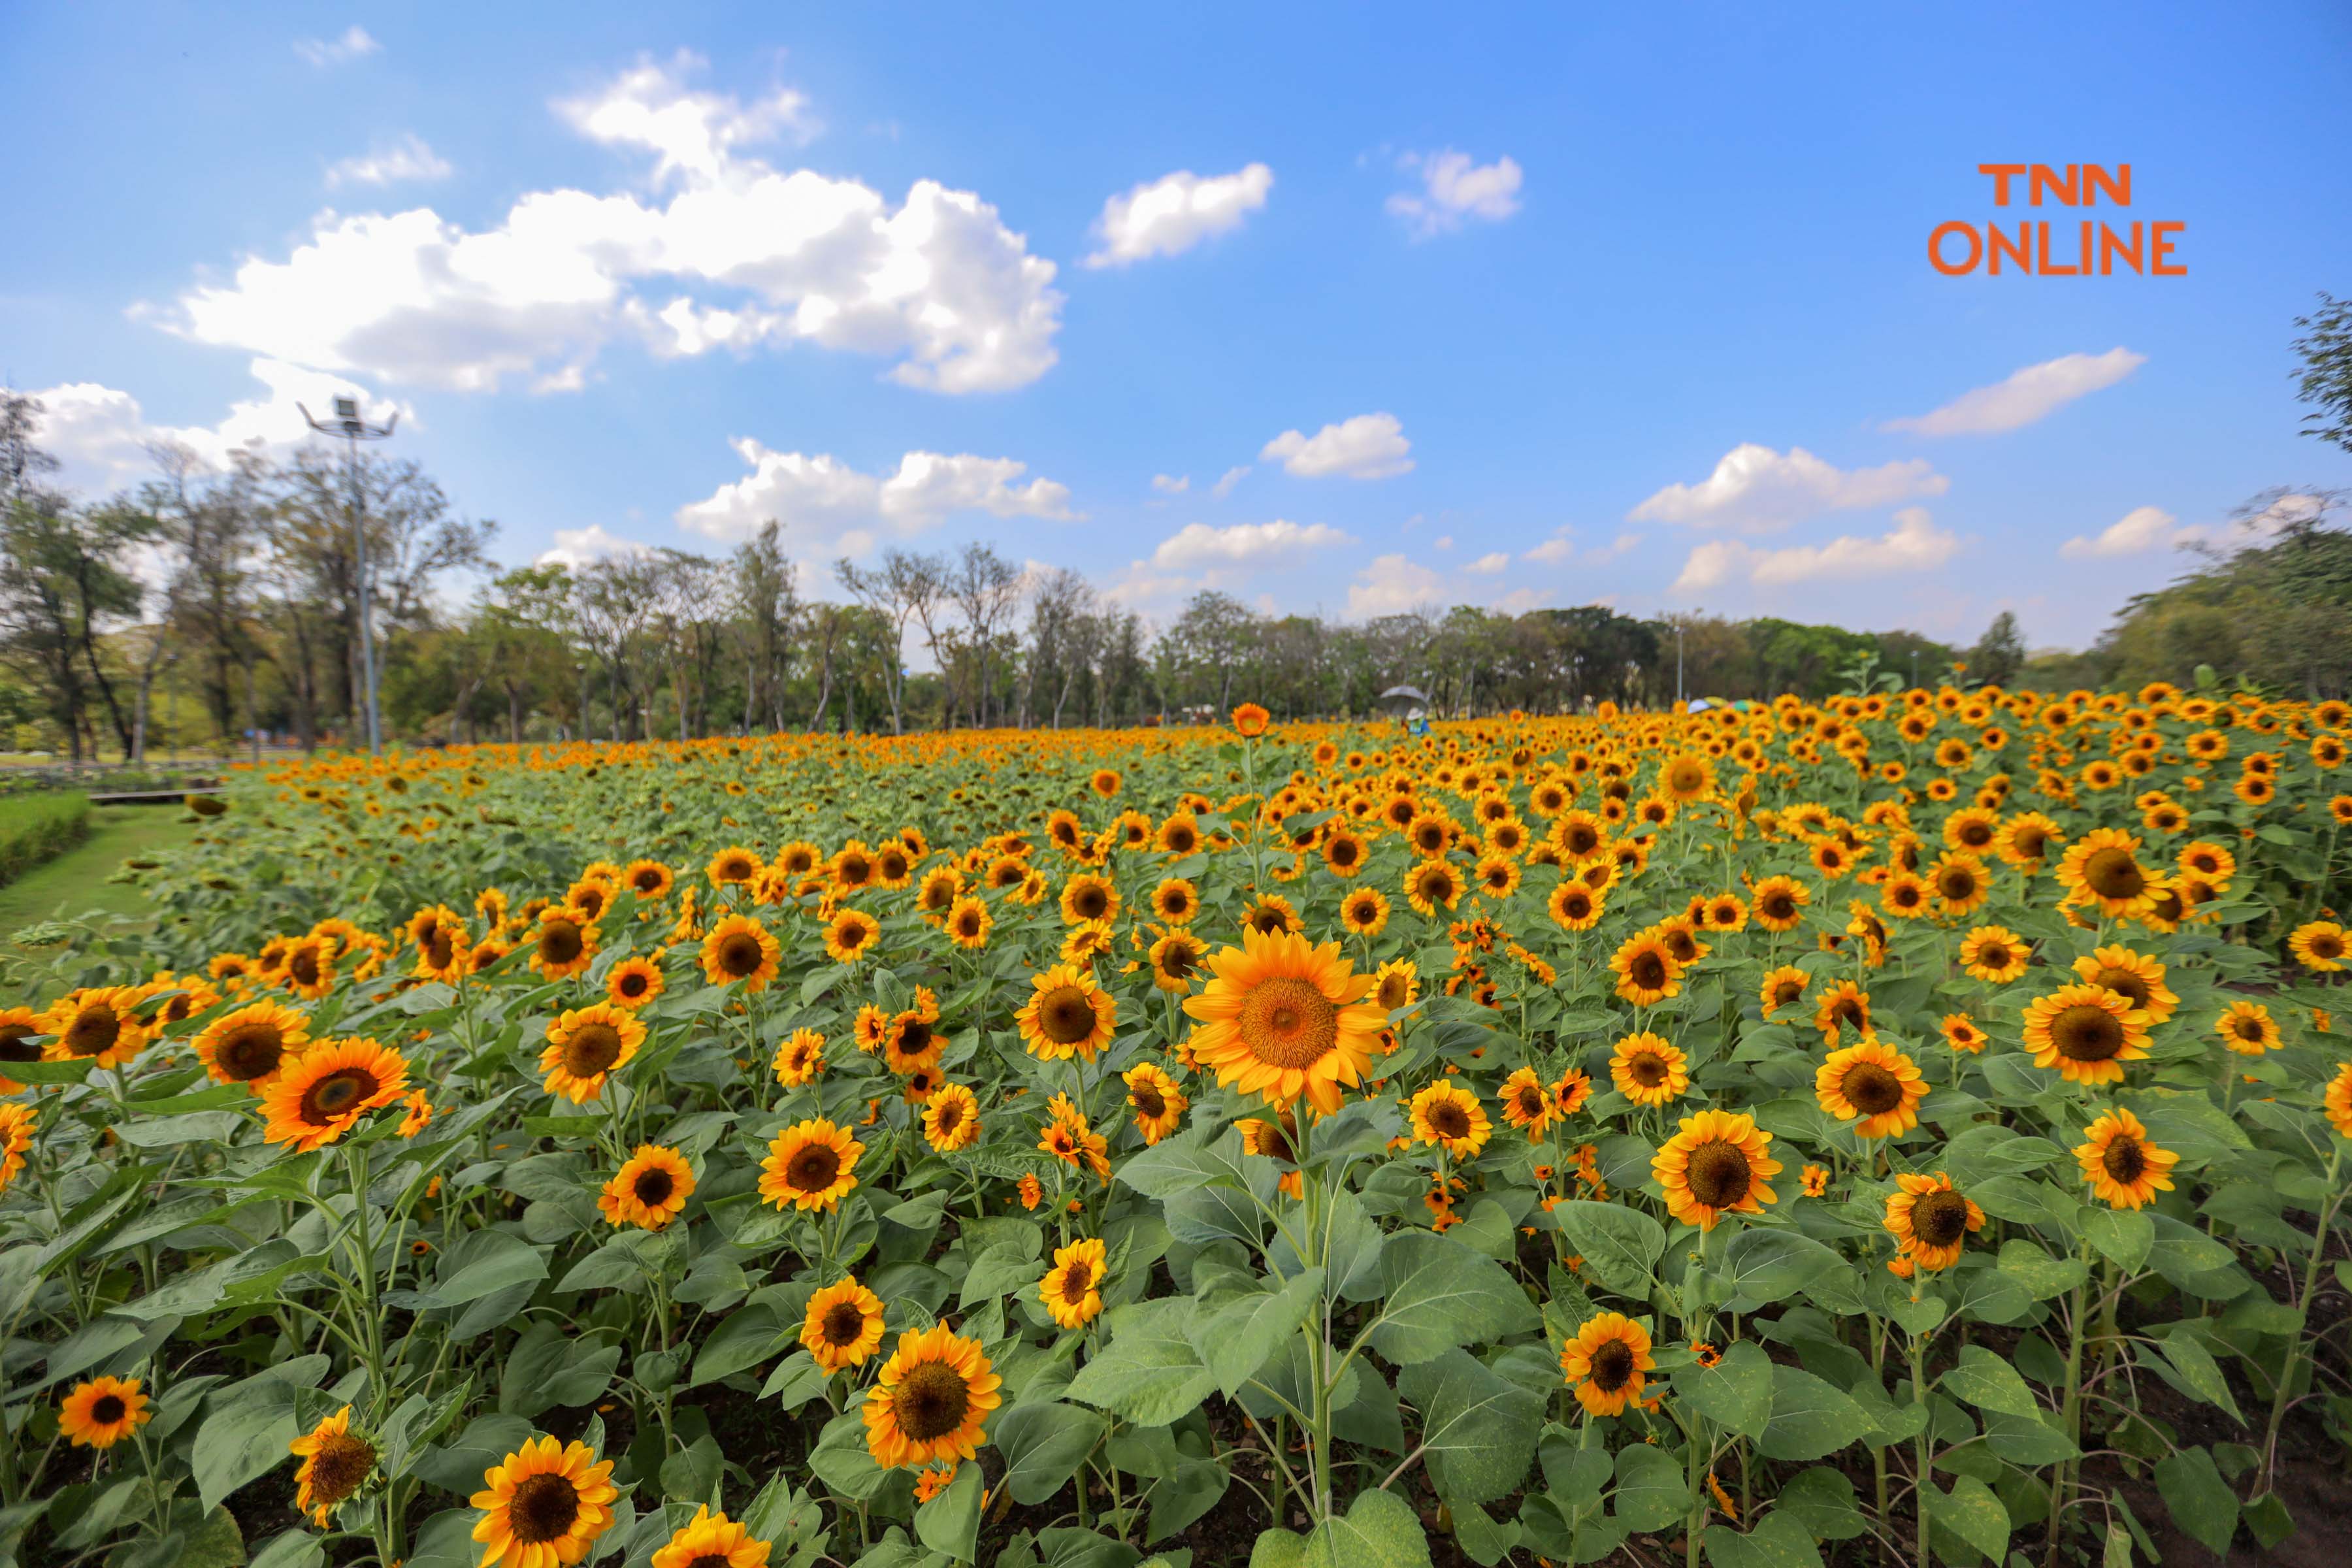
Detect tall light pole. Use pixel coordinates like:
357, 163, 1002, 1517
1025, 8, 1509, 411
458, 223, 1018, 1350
299, 396, 397, 754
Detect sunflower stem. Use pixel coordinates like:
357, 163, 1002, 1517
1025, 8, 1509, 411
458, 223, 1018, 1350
2260, 1146, 2344, 1497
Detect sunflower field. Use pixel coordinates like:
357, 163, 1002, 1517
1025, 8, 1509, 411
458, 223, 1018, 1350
3, 685, 2351, 1568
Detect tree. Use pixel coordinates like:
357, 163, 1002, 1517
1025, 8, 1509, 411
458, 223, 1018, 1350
1965, 612, 2027, 687
2293, 292, 2352, 455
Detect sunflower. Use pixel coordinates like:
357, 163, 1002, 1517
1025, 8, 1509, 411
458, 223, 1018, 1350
407, 905, 471, 979
622, 860, 675, 902
1551, 1068, 1594, 1118
470, 1435, 619, 1568
598, 1145, 694, 1230
1017, 963, 1119, 1062
802, 1277, 887, 1371
944, 896, 992, 950
1231, 702, 1272, 738
1559, 1313, 1655, 1417
1994, 811, 2064, 869
772, 1027, 826, 1088
604, 956, 665, 1010
1548, 880, 1603, 931
1815, 1041, 1927, 1139
1181, 928, 1388, 1115
1878, 872, 1931, 921
1499, 1066, 1555, 1139
1757, 965, 1809, 1019
2057, 828, 2152, 917
1132, 929, 1201, 993
825, 908, 881, 964
1940, 1015, 1986, 1053
1242, 894, 1303, 937
1321, 828, 1369, 879
1123, 1062, 1188, 1144
1654, 1109, 1780, 1230
760, 1119, 863, 1211
923, 1082, 982, 1152
38, 987, 148, 1070
1882, 1171, 1985, 1271
277, 936, 339, 1000
861, 1325, 1002, 1469
2325, 1062, 2352, 1139
2021, 984, 2151, 1085
1610, 933, 1683, 1007
0, 1102, 33, 1193
1750, 875, 1810, 932
1040, 1237, 1108, 1329
2074, 1109, 2179, 1210
881, 1012, 947, 1077
1151, 877, 1201, 926
193, 1000, 311, 1086
1610, 1032, 1689, 1107
1338, 887, 1391, 937
2215, 1000, 2279, 1056
59, 1375, 150, 1448
539, 1004, 645, 1102
290, 1405, 376, 1526
700, 913, 781, 992
651, 1506, 770, 1568
1061, 919, 1117, 966
1812, 979, 1874, 1044
1372, 959, 1418, 1014
1926, 853, 1992, 917
1410, 1078, 1492, 1157
2070, 945, 2178, 1023
707, 845, 762, 889
1403, 858, 1465, 917
1059, 873, 1119, 926
261, 1037, 412, 1152
2291, 921, 2349, 973
529, 909, 600, 981
1958, 926, 2030, 985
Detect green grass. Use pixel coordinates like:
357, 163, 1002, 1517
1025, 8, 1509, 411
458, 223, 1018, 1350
0, 792, 91, 884
0, 807, 199, 942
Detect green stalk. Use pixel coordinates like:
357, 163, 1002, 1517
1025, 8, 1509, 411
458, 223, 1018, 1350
2259, 1147, 2344, 1495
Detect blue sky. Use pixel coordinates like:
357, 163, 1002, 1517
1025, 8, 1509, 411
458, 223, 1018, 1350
5, 2, 2349, 649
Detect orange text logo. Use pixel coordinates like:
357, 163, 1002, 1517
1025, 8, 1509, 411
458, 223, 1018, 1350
1931, 165, 2183, 277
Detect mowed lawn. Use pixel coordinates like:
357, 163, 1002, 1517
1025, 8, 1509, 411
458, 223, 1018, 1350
0, 806, 198, 941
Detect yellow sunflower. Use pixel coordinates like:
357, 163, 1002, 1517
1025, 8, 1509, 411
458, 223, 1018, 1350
2325, 1062, 2352, 1139
0, 1102, 33, 1194
2215, 1000, 2279, 1056
1403, 858, 1465, 917
945, 896, 993, 950
1750, 875, 1810, 932
700, 914, 781, 992
470, 1435, 619, 1568
860, 1325, 1002, 1469
1409, 1078, 1492, 1158
1371, 958, 1418, 1015
1559, 1313, 1655, 1417
1148, 930, 1208, 993
2074, 1109, 2179, 1210
1122, 1062, 1188, 1144
529, 909, 600, 982
1058, 873, 1119, 926
1609, 933, 1682, 1007
604, 956, 666, 1010
1884, 1172, 1984, 1271
193, 1000, 311, 1086
2070, 945, 2178, 1024
772, 1027, 826, 1088
1152, 877, 1201, 925
1016, 964, 1119, 1062
1181, 928, 1387, 1116
1654, 1109, 1780, 1230
261, 1037, 412, 1152
2021, 984, 2151, 1086
923, 1082, 981, 1152
651, 1506, 770, 1568
1957, 926, 2031, 985
38, 987, 148, 1071
1609, 1032, 1688, 1108
1498, 1066, 1555, 1139
801, 1277, 887, 1371
2056, 828, 2153, 917
825, 908, 881, 964
598, 1145, 695, 1230
59, 1375, 150, 1448
760, 1119, 863, 1212
1040, 1237, 1108, 1329
1757, 965, 1809, 1019
1814, 1040, 1927, 1139
538, 1004, 645, 1102
707, 845, 762, 888
290, 1404, 376, 1526
2291, 921, 2349, 973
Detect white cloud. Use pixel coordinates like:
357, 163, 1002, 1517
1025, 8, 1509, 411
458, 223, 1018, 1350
1630, 443, 1948, 533
1671, 507, 1961, 594
1151, 474, 1189, 495
295, 26, 379, 67
1465, 551, 1510, 574
1260, 412, 1413, 480
1885, 348, 2145, 436
1211, 465, 1250, 500
1151, 519, 1353, 570
2058, 505, 2180, 559
326, 133, 453, 189
1347, 553, 1445, 619
675, 438, 1076, 549
160, 56, 1060, 396
1432, 534, 1453, 551
537, 524, 651, 568
2060, 493, 2328, 559
1085, 163, 1273, 269
1524, 525, 1639, 568
1525, 530, 1573, 564
1386, 150, 1523, 237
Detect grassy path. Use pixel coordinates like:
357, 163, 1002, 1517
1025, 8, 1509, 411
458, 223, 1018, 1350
0, 807, 197, 941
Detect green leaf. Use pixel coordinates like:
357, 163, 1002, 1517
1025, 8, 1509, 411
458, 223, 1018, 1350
1194, 1267, 1324, 1399
1301, 1487, 1433, 1568
1938, 1346, 2042, 1418
1369, 1230, 1540, 1365
995, 1402, 1109, 1506
1756, 1366, 1868, 1462
431, 1230, 548, 1306
1553, 1201, 1665, 1295
1995, 1239, 2088, 1299
2079, 1207, 2153, 1271
961, 1241, 1044, 1309
1718, 1229, 1844, 1310
498, 1323, 619, 1414
1612, 1443, 1686, 1532
760, 1350, 830, 1409
1704, 1511, 1825, 1568
1771, 1467, 1868, 1541
914, 1461, 982, 1562
2148, 1330, 2244, 1422
1925, 1477, 2010, 1563
1397, 1348, 1543, 1506
2153, 1447, 2239, 1556
1674, 1340, 1774, 1439
689, 1303, 792, 1388
1066, 1301, 1217, 1426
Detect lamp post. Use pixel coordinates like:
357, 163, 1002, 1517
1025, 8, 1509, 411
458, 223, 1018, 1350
299, 396, 397, 754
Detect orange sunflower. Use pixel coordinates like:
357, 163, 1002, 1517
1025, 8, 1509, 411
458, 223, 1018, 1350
1180, 928, 1387, 1115
651, 1507, 770, 1568
1016, 963, 1119, 1062
1040, 1237, 1109, 1329
470, 1435, 619, 1568
1609, 1032, 1688, 1108
1814, 1040, 1927, 1139
2021, 984, 2151, 1086
38, 987, 148, 1071
1409, 1078, 1492, 1158
193, 1000, 311, 1086
2074, 1109, 2179, 1210
2070, 945, 2178, 1024
1559, 1313, 1655, 1417
860, 1326, 1002, 1469
59, 1375, 151, 1448
701, 914, 781, 992
923, 1082, 982, 1152
1122, 1062, 1188, 1144
1884, 1172, 1985, 1271
802, 1277, 887, 1371
538, 1004, 645, 1102
598, 1145, 695, 1230
260, 1037, 412, 1152
289, 1404, 377, 1526
1654, 1109, 1780, 1230
760, 1119, 863, 1211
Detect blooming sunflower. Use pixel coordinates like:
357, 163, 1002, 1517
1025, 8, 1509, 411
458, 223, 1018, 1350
1757, 965, 1809, 1019
923, 1083, 981, 1152
2021, 984, 2151, 1086
708, 845, 762, 888
598, 1145, 694, 1230
1884, 1171, 1984, 1271
193, 1000, 311, 1086
1232, 702, 1271, 738
1403, 858, 1465, 917
1040, 1237, 1108, 1329
651, 1506, 770, 1568
802, 1277, 887, 1371
1940, 1015, 1986, 1053
1958, 926, 2031, 985
771, 1028, 826, 1088
2291, 921, 2349, 973
2057, 828, 2153, 917
1547, 879, 1603, 931
1181, 928, 1387, 1116
1750, 875, 1810, 932
1499, 1066, 1556, 1139
1610, 1032, 1689, 1108
1152, 877, 1201, 925
1654, 1109, 1780, 1230
2074, 1109, 2179, 1210
700, 913, 781, 992
539, 1004, 645, 1103
1145, 930, 1206, 993
2070, 945, 2178, 1024
945, 897, 992, 950
1812, 979, 1874, 1045
760, 1119, 863, 1211
1551, 1068, 1594, 1118
1410, 1078, 1492, 1157
59, 1375, 150, 1448
1372, 958, 1418, 1013
1122, 1062, 1188, 1144
261, 1037, 411, 1152
1609, 932, 1682, 1007
0, 1101, 33, 1193
39, 987, 148, 1070
1814, 1040, 1927, 1139
529, 909, 600, 982
1927, 853, 1993, 917
2215, 1000, 2279, 1056
605, 956, 665, 1009
470, 1435, 619, 1568
1058, 873, 1119, 926
1017, 963, 1119, 1062
622, 860, 675, 902
861, 1325, 1002, 1469
1559, 1313, 1655, 1417
1061, 919, 1117, 966
2325, 1062, 2352, 1139
290, 1405, 376, 1526
825, 909, 881, 964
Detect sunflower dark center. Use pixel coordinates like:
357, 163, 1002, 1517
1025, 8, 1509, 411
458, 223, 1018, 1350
1057, 1262, 1094, 1303
892, 1361, 972, 1441
823, 1301, 868, 1346
563, 1023, 626, 1077
290, 949, 322, 985
1914, 1188, 1971, 1247
302, 1068, 378, 1123
309, 1433, 374, 1501
91, 1394, 126, 1424
65, 1005, 122, 1056
1842, 1062, 1903, 1115
2102, 1136, 2148, 1185
1629, 952, 1667, 990
1038, 988, 1098, 1045
1428, 1100, 1471, 1139
1131, 1083, 1166, 1118
788, 1145, 842, 1192
1938, 868, 1978, 900
1072, 887, 1109, 919
509, 1472, 581, 1544
838, 855, 871, 885
2083, 847, 2146, 900
1978, 942, 2012, 969
1761, 892, 1793, 919
1590, 1339, 1637, 1392
2053, 1005, 2125, 1062
1629, 1053, 1668, 1087
216, 1022, 286, 1080
1687, 1140, 1753, 1208
0, 1026, 37, 1064
540, 924, 584, 964
834, 919, 872, 951
617, 972, 649, 998
717, 934, 764, 977
633, 1168, 675, 1205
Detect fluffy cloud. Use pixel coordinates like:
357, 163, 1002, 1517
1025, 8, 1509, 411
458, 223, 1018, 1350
161, 56, 1060, 396
537, 524, 651, 568
21, 359, 415, 494
1522, 527, 1636, 566
2060, 494, 2328, 559
1386, 150, 1523, 237
1211, 465, 1250, 500
1671, 507, 1961, 594
674, 438, 1075, 549
1885, 348, 2145, 436
1465, 551, 1510, 574
1150, 519, 1353, 570
1151, 474, 1190, 495
1631, 443, 1948, 533
1085, 163, 1273, 269
1346, 553, 1445, 618
2058, 505, 2180, 559
1260, 412, 1413, 480
296, 26, 378, 67
326, 133, 453, 189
